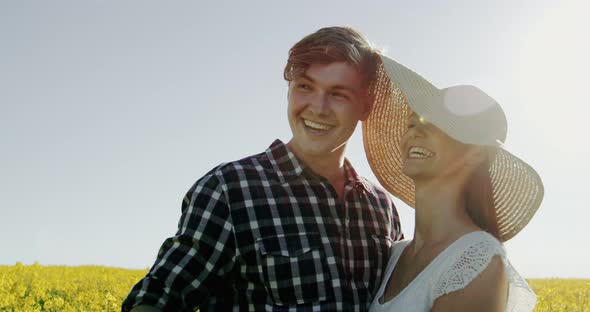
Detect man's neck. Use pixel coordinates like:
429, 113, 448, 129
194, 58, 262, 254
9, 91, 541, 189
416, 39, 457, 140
286, 141, 348, 196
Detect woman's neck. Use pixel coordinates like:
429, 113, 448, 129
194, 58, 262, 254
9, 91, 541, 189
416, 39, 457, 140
411, 178, 480, 253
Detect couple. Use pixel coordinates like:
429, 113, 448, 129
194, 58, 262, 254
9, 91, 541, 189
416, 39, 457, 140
122, 27, 543, 312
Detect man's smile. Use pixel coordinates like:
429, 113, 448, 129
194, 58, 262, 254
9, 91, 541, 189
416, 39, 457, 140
302, 118, 335, 132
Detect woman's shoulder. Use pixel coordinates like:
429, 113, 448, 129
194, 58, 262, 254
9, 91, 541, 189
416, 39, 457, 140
431, 231, 536, 311
433, 231, 506, 295
444, 231, 505, 261
432, 254, 509, 311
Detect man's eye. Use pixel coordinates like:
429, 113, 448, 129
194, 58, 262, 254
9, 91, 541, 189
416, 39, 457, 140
297, 83, 310, 90
407, 122, 416, 129
331, 92, 348, 99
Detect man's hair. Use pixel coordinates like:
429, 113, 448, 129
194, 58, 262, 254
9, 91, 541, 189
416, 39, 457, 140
284, 26, 380, 91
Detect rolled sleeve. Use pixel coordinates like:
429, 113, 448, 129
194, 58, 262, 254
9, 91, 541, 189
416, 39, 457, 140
122, 173, 236, 312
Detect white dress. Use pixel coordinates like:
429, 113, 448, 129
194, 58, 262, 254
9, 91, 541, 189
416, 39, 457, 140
369, 231, 536, 312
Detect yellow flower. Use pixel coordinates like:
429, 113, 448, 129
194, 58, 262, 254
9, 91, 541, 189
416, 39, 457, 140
4, 264, 587, 312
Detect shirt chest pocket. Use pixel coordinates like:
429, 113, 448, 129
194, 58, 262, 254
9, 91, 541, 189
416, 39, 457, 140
256, 233, 333, 306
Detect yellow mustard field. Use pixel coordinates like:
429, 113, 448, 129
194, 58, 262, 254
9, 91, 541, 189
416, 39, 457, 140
529, 279, 590, 312
0, 263, 147, 311
0, 263, 588, 311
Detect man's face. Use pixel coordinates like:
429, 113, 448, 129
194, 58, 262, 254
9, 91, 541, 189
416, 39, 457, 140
287, 62, 369, 160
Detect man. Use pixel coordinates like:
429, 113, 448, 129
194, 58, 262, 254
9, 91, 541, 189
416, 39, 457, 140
122, 26, 403, 312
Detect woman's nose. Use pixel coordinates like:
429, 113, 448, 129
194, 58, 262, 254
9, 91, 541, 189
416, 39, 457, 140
405, 124, 426, 140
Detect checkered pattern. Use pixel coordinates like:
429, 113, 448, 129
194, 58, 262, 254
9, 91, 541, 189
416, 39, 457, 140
122, 140, 403, 312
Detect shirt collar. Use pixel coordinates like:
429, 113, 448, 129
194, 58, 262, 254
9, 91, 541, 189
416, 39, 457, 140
264, 139, 371, 193
343, 158, 372, 194
264, 139, 306, 184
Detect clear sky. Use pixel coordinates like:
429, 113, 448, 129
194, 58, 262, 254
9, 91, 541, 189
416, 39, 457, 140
1, 0, 588, 278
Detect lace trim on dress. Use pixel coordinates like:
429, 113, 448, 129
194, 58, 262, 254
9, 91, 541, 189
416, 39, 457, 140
434, 232, 536, 311
434, 236, 498, 297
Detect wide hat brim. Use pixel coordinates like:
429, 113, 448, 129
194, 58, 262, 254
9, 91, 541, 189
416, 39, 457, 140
362, 55, 544, 241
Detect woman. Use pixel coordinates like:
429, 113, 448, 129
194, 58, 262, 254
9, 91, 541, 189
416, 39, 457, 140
363, 56, 544, 311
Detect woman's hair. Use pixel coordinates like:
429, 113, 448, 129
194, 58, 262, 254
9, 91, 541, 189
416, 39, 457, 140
464, 152, 502, 240
284, 26, 379, 91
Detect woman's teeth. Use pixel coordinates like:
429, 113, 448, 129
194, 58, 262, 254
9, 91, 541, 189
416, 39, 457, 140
409, 146, 434, 158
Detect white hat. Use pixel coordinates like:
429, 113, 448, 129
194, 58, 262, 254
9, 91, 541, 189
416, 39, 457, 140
363, 55, 544, 241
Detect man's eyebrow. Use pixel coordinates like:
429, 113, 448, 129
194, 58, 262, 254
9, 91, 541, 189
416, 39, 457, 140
331, 85, 356, 93
298, 73, 314, 82
297, 73, 357, 93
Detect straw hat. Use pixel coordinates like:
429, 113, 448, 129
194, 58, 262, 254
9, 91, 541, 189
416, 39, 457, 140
363, 55, 544, 241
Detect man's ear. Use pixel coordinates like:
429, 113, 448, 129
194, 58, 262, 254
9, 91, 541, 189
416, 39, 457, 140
360, 93, 375, 121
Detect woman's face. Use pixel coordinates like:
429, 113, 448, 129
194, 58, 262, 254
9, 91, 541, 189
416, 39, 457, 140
400, 113, 472, 181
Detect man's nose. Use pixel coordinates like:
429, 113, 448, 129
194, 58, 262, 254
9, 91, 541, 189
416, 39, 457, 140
308, 93, 330, 115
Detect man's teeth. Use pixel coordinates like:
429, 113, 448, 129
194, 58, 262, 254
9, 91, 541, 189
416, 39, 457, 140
304, 119, 333, 130
409, 146, 434, 158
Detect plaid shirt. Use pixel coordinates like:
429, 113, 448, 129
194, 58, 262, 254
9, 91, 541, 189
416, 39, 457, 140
122, 140, 403, 312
